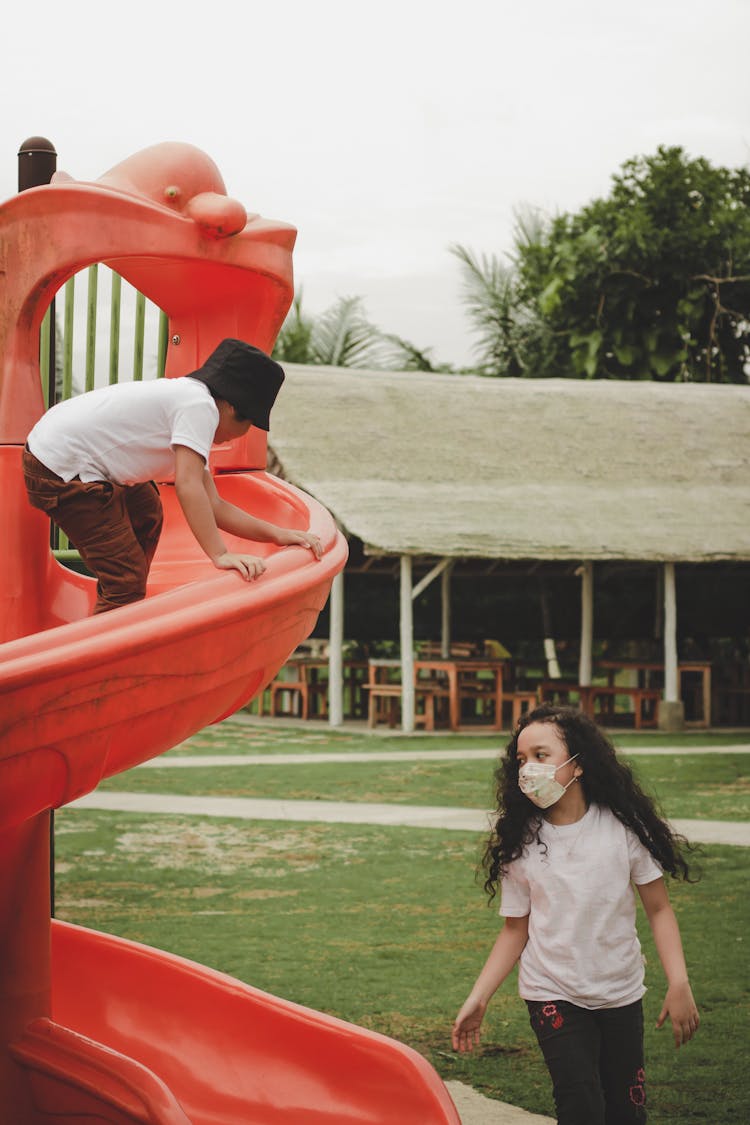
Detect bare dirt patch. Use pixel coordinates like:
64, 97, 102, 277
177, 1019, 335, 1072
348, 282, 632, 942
113, 819, 370, 876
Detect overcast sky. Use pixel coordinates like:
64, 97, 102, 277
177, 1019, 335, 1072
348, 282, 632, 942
2, 0, 749, 368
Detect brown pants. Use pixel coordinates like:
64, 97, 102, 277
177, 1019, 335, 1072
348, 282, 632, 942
23, 447, 163, 614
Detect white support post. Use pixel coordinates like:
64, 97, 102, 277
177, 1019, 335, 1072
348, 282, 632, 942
441, 561, 454, 658
659, 562, 684, 730
409, 557, 453, 656
663, 562, 678, 702
328, 571, 344, 727
400, 555, 415, 733
578, 561, 593, 686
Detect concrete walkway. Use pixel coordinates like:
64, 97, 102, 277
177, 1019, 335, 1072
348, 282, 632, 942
118, 741, 750, 846
445, 1083, 554, 1124
72, 788, 750, 847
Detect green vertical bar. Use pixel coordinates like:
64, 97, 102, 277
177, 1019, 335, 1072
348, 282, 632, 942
62, 277, 75, 400
85, 265, 98, 392
59, 291, 71, 550
133, 290, 146, 380
39, 306, 51, 390
109, 271, 121, 384
157, 309, 169, 378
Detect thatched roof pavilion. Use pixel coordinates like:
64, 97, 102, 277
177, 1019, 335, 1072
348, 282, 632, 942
269, 365, 750, 563
267, 365, 750, 729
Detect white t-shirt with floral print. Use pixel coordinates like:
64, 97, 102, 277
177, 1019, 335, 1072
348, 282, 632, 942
500, 803, 662, 1009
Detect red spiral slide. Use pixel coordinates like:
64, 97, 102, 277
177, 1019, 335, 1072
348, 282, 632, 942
0, 143, 460, 1124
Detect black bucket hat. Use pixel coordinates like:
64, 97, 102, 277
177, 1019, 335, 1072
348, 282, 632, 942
185, 339, 285, 431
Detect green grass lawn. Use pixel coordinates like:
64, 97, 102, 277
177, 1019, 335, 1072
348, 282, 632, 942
56, 721, 750, 1123
163, 717, 749, 756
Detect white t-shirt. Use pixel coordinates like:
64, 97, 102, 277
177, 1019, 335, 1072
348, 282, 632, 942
500, 804, 662, 1009
27, 377, 219, 485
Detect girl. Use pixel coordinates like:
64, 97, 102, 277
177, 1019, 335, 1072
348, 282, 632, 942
452, 704, 699, 1124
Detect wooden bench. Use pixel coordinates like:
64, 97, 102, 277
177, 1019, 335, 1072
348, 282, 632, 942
455, 669, 499, 725
269, 676, 311, 720
502, 690, 539, 728
268, 658, 329, 720
366, 683, 402, 729
365, 683, 450, 731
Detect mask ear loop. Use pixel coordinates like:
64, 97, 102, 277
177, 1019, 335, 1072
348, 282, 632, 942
561, 753, 582, 794
557, 752, 579, 776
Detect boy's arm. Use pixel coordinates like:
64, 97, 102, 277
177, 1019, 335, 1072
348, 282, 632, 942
173, 445, 265, 580
638, 877, 699, 1048
452, 914, 529, 1053
202, 469, 323, 559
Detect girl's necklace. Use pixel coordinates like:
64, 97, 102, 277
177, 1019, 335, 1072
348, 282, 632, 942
547, 810, 588, 859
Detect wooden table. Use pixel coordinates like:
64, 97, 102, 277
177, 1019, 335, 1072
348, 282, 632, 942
538, 681, 661, 729
598, 661, 712, 727
364, 658, 506, 731
415, 658, 506, 731
264, 656, 371, 721
537, 661, 712, 728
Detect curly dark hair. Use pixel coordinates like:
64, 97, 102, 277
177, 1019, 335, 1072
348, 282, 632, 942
483, 703, 700, 900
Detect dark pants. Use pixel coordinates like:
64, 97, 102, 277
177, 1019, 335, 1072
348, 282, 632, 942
23, 447, 163, 614
527, 999, 647, 1125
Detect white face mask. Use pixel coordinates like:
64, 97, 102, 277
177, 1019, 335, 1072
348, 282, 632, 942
518, 755, 579, 809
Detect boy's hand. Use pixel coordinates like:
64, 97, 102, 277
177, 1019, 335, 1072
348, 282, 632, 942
452, 996, 487, 1053
283, 530, 323, 559
656, 980, 699, 1047
213, 552, 266, 581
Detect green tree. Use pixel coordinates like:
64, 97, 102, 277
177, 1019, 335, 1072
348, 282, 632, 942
457, 147, 750, 382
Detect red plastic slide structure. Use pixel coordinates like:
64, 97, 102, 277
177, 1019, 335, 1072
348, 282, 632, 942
0, 143, 460, 1124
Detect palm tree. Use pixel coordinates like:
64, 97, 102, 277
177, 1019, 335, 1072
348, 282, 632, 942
311, 296, 384, 367
274, 292, 456, 372
378, 333, 456, 372
452, 206, 557, 377
273, 293, 385, 368
450, 243, 523, 377
271, 293, 314, 364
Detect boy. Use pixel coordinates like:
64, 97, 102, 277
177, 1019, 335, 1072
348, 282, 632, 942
23, 338, 322, 614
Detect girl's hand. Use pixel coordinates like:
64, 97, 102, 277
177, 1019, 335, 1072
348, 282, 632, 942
213, 552, 266, 581
656, 980, 700, 1047
452, 996, 487, 1053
